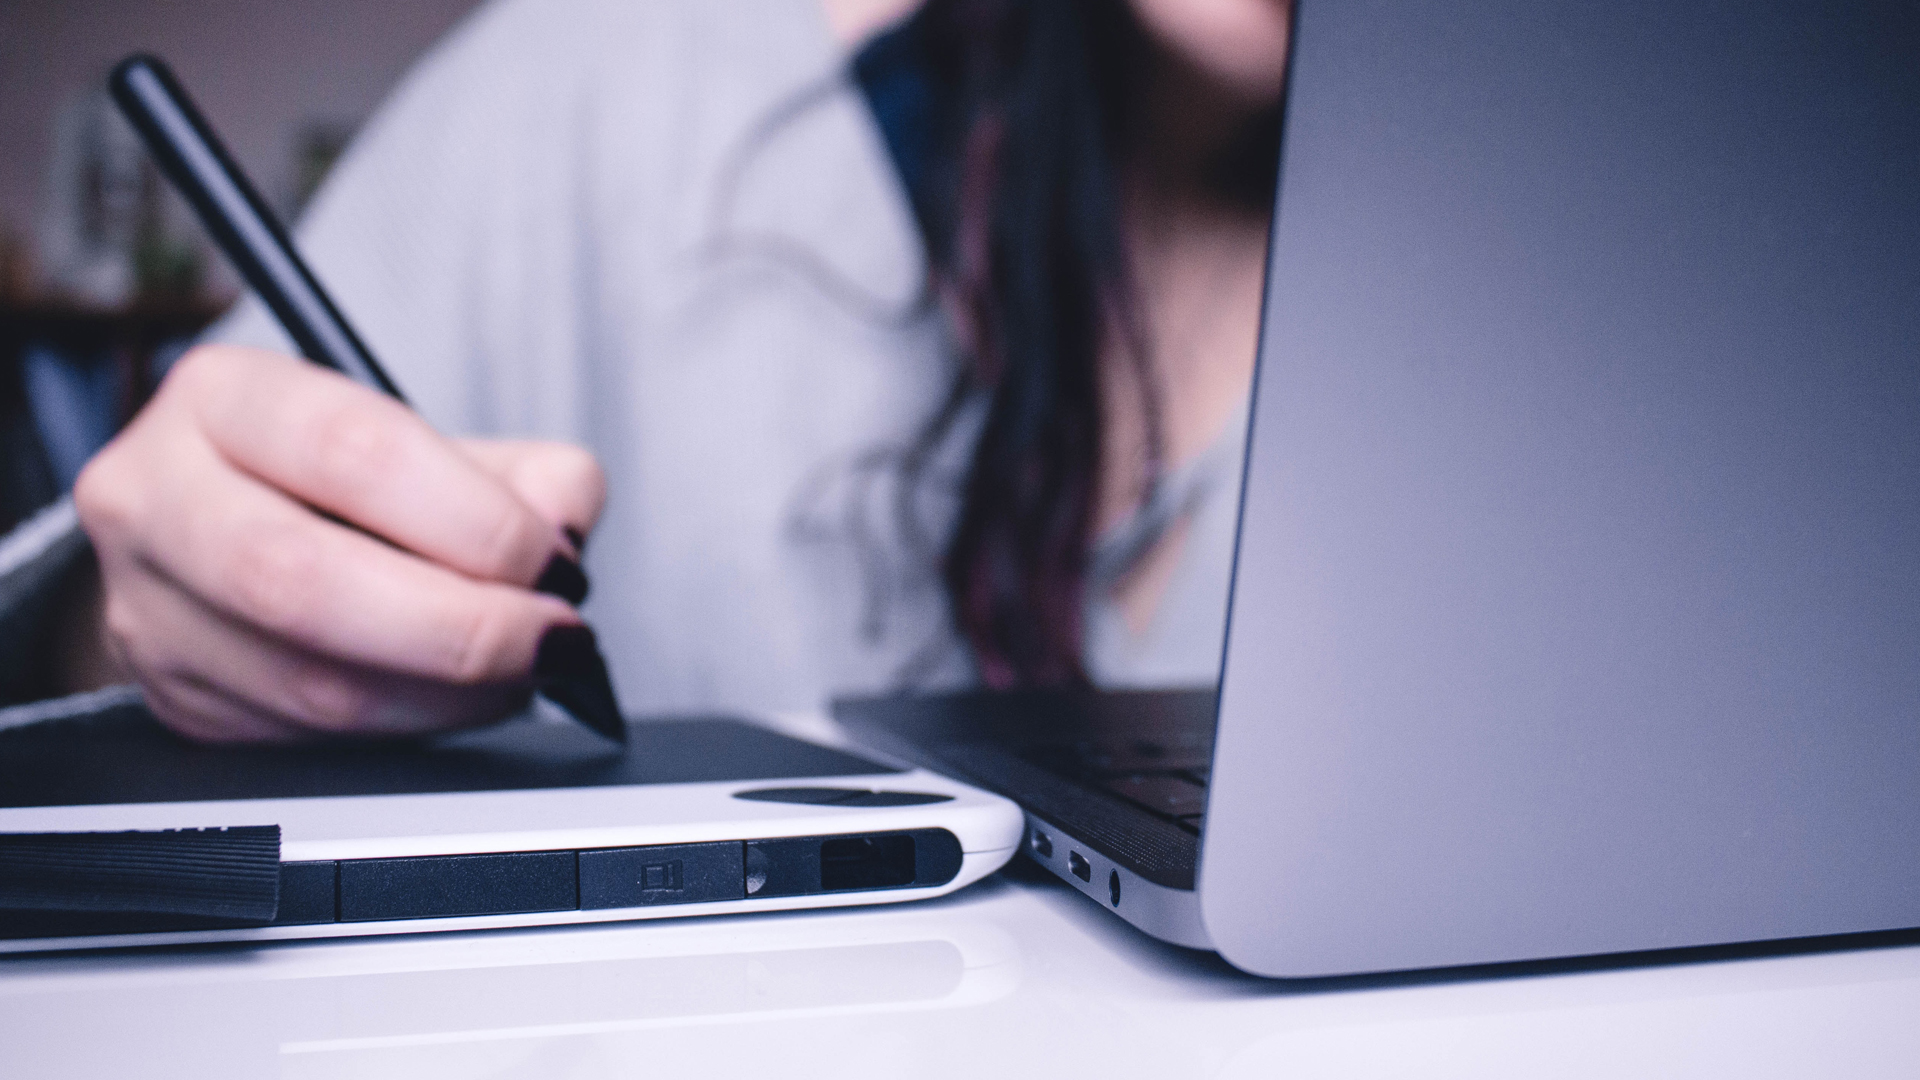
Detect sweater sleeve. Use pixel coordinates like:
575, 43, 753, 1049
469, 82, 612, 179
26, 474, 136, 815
0, 499, 91, 707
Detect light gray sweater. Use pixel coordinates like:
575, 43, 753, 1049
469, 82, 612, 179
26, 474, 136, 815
1, 0, 1242, 723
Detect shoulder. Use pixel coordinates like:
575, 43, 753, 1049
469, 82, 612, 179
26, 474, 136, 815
319, 0, 849, 238
392, 0, 842, 114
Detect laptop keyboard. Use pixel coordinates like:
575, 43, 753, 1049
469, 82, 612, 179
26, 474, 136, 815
1020, 736, 1212, 835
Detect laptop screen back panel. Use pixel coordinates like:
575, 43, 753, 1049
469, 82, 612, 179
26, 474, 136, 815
1203, 0, 1920, 976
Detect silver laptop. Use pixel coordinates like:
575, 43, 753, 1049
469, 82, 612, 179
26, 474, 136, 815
841, 0, 1920, 976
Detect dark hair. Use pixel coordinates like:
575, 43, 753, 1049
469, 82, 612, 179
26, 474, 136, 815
854, 0, 1277, 687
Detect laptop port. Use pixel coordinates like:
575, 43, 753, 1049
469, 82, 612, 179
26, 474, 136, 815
1069, 851, 1091, 882
1030, 830, 1052, 858
1108, 870, 1121, 907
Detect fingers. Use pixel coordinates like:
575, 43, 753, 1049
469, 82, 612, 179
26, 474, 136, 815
138, 670, 317, 745
79, 360, 582, 687
454, 439, 606, 548
170, 450, 574, 683
109, 568, 530, 742
72, 342, 604, 745
166, 346, 572, 589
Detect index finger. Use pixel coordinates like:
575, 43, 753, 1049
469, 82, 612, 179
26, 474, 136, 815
168, 345, 569, 589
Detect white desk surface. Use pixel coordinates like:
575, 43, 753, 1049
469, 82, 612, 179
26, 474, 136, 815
2, 857, 1916, 1079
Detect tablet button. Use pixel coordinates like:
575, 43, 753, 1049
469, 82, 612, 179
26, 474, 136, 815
271, 861, 338, 925
580, 842, 745, 908
339, 852, 574, 921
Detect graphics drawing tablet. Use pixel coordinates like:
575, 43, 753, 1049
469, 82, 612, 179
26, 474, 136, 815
0, 699, 1023, 953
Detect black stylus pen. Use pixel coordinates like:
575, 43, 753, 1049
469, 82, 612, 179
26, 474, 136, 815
109, 54, 627, 745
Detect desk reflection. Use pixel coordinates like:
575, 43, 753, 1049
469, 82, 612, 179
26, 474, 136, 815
1, 901, 1020, 1079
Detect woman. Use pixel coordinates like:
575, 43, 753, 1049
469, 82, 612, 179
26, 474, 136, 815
48, 0, 1289, 741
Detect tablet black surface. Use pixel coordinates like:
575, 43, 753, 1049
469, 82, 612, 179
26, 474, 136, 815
0, 704, 898, 808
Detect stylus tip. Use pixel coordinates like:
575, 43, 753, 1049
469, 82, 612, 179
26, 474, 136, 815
533, 625, 627, 745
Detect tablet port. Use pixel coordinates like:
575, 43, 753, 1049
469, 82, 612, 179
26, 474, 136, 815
1030, 830, 1052, 858
1108, 870, 1121, 907
1069, 851, 1091, 882
820, 834, 917, 891
746, 829, 960, 897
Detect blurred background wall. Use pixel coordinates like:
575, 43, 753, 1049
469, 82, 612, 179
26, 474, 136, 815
1, 0, 483, 267
0, 0, 483, 530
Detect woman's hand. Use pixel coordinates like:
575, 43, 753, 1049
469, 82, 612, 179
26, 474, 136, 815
73, 343, 606, 743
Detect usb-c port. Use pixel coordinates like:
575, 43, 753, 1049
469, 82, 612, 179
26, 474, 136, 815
1068, 851, 1091, 882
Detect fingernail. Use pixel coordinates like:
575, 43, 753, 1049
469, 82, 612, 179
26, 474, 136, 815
534, 625, 626, 744
534, 624, 597, 679
562, 526, 587, 555
534, 552, 589, 605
